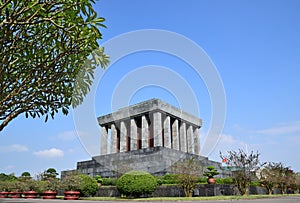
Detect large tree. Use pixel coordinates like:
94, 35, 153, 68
0, 0, 109, 131
220, 149, 263, 196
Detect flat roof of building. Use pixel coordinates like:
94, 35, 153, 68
98, 98, 202, 127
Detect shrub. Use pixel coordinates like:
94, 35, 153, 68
60, 174, 82, 191
251, 180, 260, 186
155, 174, 178, 185
116, 170, 157, 198
197, 177, 207, 184
155, 176, 163, 186
8, 180, 26, 192
216, 177, 234, 184
79, 174, 98, 197
61, 174, 98, 197
102, 178, 117, 186
94, 175, 103, 184
162, 174, 177, 184
40, 178, 60, 191
22, 179, 39, 191
0, 173, 17, 182
0, 181, 10, 191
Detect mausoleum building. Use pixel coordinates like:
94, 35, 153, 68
63, 99, 221, 178
99, 98, 201, 156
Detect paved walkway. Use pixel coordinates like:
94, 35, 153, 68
1, 196, 300, 203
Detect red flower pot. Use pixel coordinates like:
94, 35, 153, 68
207, 177, 216, 184
64, 191, 80, 200
9, 191, 22, 198
0, 191, 9, 198
42, 190, 57, 199
23, 190, 38, 199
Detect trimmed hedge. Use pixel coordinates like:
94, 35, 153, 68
102, 178, 118, 186
155, 174, 177, 185
116, 170, 157, 198
197, 177, 208, 184
216, 177, 234, 184
156, 175, 235, 185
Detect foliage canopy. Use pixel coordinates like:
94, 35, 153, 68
0, 0, 109, 131
203, 165, 219, 178
42, 168, 58, 180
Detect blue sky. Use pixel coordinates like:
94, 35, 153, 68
1, 0, 300, 176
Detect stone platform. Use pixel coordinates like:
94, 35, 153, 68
76, 146, 221, 177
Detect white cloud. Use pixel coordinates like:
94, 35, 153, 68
199, 130, 246, 155
33, 148, 64, 158
0, 144, 29, 152
214, 134, 247, 152
57, 131, 77, 141
76, 131, 89, 138
256, 121, 300, 135
208, 134, 250, 162
67, 148, 75, 153
57, 130, 88, 141
4, 165, 15, 170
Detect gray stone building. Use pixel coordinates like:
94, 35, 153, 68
65, 99, 222, 178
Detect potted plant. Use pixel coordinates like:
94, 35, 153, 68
60, 174, 82, 200
41, 178, 59, 199
94, 175, 103, 187
8, 181, 24, 198
203, 165, 219, 184
0, 181, 10, 198
22, 179, 39, 199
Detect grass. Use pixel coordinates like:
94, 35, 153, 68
81, 194, 300, 201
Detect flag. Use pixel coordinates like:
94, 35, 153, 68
222, 158, 228, 163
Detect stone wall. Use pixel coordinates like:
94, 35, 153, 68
96, 184, 281, 197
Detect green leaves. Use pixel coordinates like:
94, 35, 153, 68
0, 0, 109, 131
116, 171, 157, 198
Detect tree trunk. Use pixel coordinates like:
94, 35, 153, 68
266, 186, 272, 195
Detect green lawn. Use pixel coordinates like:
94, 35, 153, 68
81, 194, 300, 201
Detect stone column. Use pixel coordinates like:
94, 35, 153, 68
153, 112, 162, 147
163, 116, 171, 148
110, 124, 117, 154
187, 125, 194, 154
142, 115, 149, 148
120, 121, 127, 152
172, 119, 179, 150
179, 122, 187, 152
130, 118, 137, 150
193, 128, 200, 155
101, 126, 108, 155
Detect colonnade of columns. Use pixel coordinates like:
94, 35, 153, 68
100, 112, 200, 155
